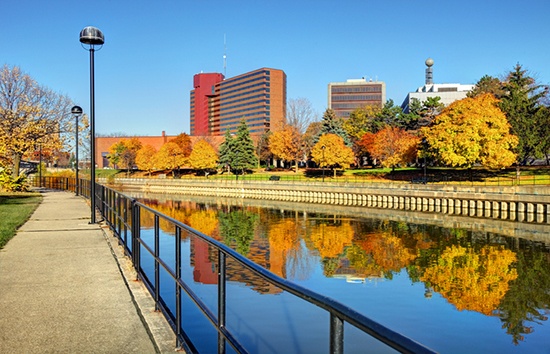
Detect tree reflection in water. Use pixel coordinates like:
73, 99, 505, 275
138, 197, 550, 345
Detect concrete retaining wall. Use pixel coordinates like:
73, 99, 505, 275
103, 178, 550, 224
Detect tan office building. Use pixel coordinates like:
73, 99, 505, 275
328, 79, 386, 119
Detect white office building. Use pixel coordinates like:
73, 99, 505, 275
401, 58, 474, 113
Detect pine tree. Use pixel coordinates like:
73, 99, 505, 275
218, 129, 234, 173
316, 108, 351, 146
232, 120, 258, 177
499, 64, 549, 164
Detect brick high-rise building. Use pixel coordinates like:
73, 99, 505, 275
328, 78, 386, 119
190, 68, 286, 136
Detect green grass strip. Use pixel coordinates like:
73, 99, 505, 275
0, 193, 42, 249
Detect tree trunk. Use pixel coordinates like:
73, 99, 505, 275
12, 154, 21, 179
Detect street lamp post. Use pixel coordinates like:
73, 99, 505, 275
38, 144, 42, 187
71, 106, 83, 196
80, 26, 104, 223
321, 145, 326, 182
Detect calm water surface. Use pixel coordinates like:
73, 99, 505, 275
131, 193, 550, 354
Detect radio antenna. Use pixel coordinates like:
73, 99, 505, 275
223, 34, 227, 77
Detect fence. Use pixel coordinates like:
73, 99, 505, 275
31, 176, 436, 354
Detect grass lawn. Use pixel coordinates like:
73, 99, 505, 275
0, 192, 42, 249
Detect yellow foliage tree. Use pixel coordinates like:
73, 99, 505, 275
311, 134, 355, 176
309, 221, 354, 259
421, 245, 518, 315
0, 65, 73, 177
268, 125, 302, 172
154, 142, 187, 177
422, 93, 518, 169
135, 145, 157, 176
189, 140, 218, 175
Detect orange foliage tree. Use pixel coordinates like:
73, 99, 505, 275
355, 231, 417, 276
422, 93, 518, 169
268, 125, 302, 172
367, 127, 419, 169
420, 245, 518, 315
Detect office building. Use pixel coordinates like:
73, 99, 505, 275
328, 79, 386, 119
190, 68, 286, 136
401, 58, 474, 113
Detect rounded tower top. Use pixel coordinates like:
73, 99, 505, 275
425, 58, 434, 67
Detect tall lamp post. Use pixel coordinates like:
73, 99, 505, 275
71, 105, 83, 196
80, 26, 104, 223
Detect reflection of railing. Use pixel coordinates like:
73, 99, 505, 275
31, 176, 436, 354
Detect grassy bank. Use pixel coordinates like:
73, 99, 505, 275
0, 192, 42, 249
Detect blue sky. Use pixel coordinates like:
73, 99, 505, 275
2, 0, 549, 136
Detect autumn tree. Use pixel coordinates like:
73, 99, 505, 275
256, 131, 273, 168
135, 145, 157, 176
311, 134, 355, 177
0, 65, 73, 178
343, 105, 380, 141
368, 127, 419, 169
154, 141, 187, 177
423, 94, 518, 169
171, 133, 192, 158
189, 139, 218, 176
268, 125, 302, 172
499, 64, 549, 164
420, 245, 517, 315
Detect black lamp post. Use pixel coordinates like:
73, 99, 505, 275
321, 145, 326, 182
71, 105, 83, 196
80, 26, 104, 223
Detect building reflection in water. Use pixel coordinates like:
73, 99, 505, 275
135, 193, 550, 346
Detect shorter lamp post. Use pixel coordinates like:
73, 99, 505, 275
38, 144, 42, 187
321, 145, 326, 182
71, 106, 83, 195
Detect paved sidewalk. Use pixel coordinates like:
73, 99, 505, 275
0, 189, 175, 353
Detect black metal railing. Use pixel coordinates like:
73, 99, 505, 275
32, 176, 436, 354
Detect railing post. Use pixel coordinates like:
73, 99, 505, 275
131, 201, 140, 277
218, 251, 226, 354
154, 214, 160, 311
175, 226, 182, 349
330, 313, 344, 354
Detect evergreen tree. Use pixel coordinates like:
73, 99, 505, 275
218, 129, 234, 173
316, 108, 351, 146
375, 99, 404, 130
231, 120, 258, 177
467, 75, 505, 99
499, 64, 549, 164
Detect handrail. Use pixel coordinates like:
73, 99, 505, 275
32, 176, 437, 353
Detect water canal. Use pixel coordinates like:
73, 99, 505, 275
127, 191, 550, 353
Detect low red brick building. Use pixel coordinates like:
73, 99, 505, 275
94, 131, 224, 169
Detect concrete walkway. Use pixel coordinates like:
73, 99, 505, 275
0, 189, 175, 353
